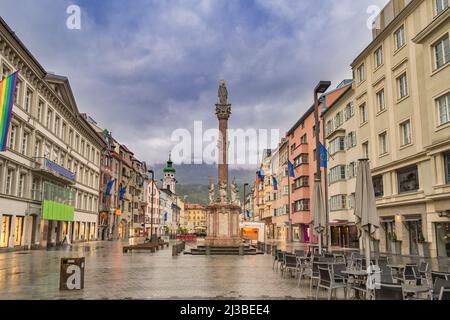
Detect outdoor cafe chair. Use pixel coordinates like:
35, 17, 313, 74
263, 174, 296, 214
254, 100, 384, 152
403, 263, 419, 285
333, 254, 346, 265
281, 254, 298, 279
431, 278, 450, 300
439, 287, 450, 300
374, 283, 404, 300
331, 263, 347, 283
316, 265, 347, 300
308, 260, 322, 296
294, 250, 305, 257
296, 256, 311, 286
414, 261, 429, 285
274, 250, 285, 272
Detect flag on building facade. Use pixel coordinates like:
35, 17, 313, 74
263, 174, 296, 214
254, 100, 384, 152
272, 176, 278, 191
319, 143, 329, 168
288, 160, 295, 178
0, 72, 18, 151
105, 179, 115, 196
119, 187, 126, 200
258, 169, 265, 182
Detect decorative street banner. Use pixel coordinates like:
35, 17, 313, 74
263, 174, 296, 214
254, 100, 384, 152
0, 71, 18, 151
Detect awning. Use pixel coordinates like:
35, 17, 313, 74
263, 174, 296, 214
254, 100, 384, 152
403, 215, 422, 222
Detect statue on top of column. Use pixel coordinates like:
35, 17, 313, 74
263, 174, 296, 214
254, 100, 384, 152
218, 80, 228, 105
231, 178, 239, 206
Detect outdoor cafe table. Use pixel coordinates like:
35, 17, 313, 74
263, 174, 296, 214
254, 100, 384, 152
341, 269, 369, 300
402, 284, 432, 300
387, 264, 407, 281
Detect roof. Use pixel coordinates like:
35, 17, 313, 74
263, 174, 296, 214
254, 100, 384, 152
163, 154, 176, 173
321, 83, 353, 117
287, 82, 352, 136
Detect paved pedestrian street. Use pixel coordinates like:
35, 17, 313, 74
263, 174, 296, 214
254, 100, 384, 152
0, 242, 312, 300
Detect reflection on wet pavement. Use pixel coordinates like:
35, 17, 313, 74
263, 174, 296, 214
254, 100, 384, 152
0, 241, 309, 300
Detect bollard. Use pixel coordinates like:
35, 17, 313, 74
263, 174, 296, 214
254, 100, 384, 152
206, 246, 211, 256
60, 257, 85, 290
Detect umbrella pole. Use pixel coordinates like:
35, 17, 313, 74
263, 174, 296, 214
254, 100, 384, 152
319, 231, 322, 254
364, 229, 371, 271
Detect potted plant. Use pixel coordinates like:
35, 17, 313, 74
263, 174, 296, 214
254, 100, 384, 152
390, 231, 402, 255
417, 232, 431, 257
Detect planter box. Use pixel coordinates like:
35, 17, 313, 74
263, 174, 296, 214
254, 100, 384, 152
418, 242, 431, 257
391, 241, 402, 255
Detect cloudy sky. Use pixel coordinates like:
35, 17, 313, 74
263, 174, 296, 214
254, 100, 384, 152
0, 0, 388, 167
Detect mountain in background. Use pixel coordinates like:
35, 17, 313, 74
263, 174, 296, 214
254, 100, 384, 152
151, 163, 256, 205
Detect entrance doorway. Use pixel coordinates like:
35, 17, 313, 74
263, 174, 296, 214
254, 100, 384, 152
435, 222, 450, 258
405, 218, 422, 256
382, 220, 395, 253
14, 216, 24, 246
331, 225, 359, 248
1, 215, 12, 248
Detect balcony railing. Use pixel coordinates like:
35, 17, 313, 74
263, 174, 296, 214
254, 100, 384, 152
33, 157, 76, 184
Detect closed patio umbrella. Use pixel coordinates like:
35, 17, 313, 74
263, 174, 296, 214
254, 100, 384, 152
354, 159, 379, 270
312, 180, 326, 253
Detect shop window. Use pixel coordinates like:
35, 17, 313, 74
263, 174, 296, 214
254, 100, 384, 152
373, 175, 384, 198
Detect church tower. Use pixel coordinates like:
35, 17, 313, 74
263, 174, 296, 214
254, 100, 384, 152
162, 154, 176, 193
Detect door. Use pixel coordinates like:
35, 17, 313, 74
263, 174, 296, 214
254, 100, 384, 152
435, 223, 450, 258
14, 216, 24, 246
408, 221, 420, 256
383, 221, 394, 252
0, 215, 12, 248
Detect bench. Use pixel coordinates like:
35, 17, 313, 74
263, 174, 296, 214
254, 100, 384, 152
123, 242, 160, 253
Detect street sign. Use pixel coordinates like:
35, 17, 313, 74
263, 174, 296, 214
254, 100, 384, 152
60, 257, 85, 290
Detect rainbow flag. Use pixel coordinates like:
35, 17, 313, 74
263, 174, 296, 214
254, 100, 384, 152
0, 71, 18, 151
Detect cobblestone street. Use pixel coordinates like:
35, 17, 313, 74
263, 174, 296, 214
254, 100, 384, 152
0, 241, 311, 300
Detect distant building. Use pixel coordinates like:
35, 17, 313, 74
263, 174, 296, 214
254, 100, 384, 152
185, 203, 207, 234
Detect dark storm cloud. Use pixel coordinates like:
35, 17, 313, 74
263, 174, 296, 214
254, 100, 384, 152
0, 0, 388, 165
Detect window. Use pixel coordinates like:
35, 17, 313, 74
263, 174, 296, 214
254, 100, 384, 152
81, 140, 85, 155
397, 165, 419, 193
437, 93, 450, 126
60, 153, 65, 167
25, 89, 32, 113
400, 120, 412, 146
86, 144, 91, 160
84, 195, 88, 210
334, 111, 344, 129
34, 139, 41, 158
8, 124, 17, 150
346, 131, 357, 150
344, 102, 355, 120
325, 120, 333, 136
359, 103, 368, 124
312, 125, 316, 137
378, 131, 388, 155
21, 131, 29, 156
347, 162, 358, 179
6, 169, 14, 195
14, 80, 21, 105
293, 176, 309, 189
330, 136, 345, 155
357, 64, 365, 83
330, 195, 347, 211
376, 89, 386, 112
294, 154, 309, 166
75, 135, 80, 150
293, 199, 310, 212
66, 129, 73, 147
397, 73, 408, 99
434, 35, 449, 69
62, 123, 67, 142
348, 193, 356, 209
445, 152, 450, 184
37, 100, 43, 122
300, 134, 308, 144
362, 142, 369, 158
46, 109, 53, 129
329, 166, 346, 183
373, 175, 384, 198
435, 0, 449, 15
54, 116, 60, 136
374, 46, 383, 67
1, 63, 11, 78
18, 173, 25, 198
395, 25, 405, 50
32, 178, 40, 200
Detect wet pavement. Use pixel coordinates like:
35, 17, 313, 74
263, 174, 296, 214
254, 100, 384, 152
0, 241, 310, 300
0, 241, 448, 300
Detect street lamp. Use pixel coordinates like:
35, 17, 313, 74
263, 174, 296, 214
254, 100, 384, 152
148, 169, 155, 242
314, 80, 331, 251
243, 183, 249, 221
